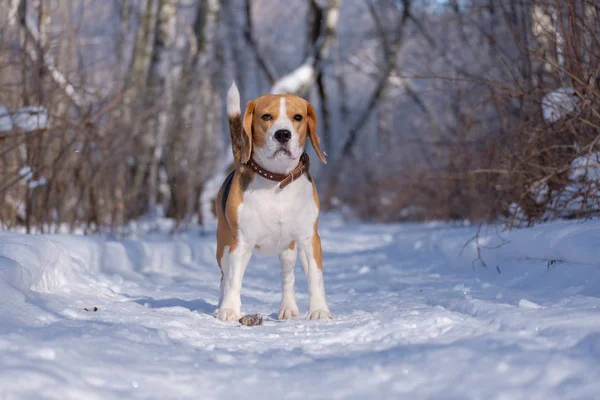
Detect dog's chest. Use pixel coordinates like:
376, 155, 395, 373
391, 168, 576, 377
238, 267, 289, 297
238, 176, 317, 255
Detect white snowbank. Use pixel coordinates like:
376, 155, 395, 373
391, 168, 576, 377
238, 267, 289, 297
542, 87, 579, 123
570, 152, 600, 181
1, 216, 600, 399
431, 218, 600, 268
12, 106, 49, 131
522, 153, 600, 217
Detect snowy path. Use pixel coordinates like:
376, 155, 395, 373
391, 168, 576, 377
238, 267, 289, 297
1, 216, 600, 399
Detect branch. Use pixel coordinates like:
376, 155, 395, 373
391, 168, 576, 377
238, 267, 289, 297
16, 2, 87, 109
0, 167, 33, 194
270, 0, 341, 95
243, 0, 278, 84
337, 0, 411, 158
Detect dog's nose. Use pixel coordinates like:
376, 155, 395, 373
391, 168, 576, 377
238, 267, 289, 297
274, 129, 291, 143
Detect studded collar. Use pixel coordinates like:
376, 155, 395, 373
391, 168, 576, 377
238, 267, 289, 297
245, 152, 310, 189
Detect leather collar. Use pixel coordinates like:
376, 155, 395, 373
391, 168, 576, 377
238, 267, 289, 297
245, 152, 310, 189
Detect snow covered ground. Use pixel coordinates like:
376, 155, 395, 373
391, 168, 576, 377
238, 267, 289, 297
1, 215, 600, 400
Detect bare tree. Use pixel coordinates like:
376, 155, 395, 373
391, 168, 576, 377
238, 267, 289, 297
145, 0, 177, 216
0, 0, 598, 232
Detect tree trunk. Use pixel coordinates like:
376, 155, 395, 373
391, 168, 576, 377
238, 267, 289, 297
146, 0, 177, 217
270, 0, 341, 95
164, 0, 222, 227
121, 0, 160, 218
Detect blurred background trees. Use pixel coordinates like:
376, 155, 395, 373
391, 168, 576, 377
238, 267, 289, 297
0, 0, 598, 233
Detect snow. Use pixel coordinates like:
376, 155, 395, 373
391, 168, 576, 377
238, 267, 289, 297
521, 153, 600, 218
18, 166, 33, 182
271, 63, 315, 95
530, 178, 549, 204
12, 106, 49, 131
534, 153, 600, 217
28, 176, 47, 189
0, 105, 49, 134
1, 215, 600, 399
201, 151, 234, 227
0, 106, 12, 132
542, 88, 579, 123
570, 152, 600, 182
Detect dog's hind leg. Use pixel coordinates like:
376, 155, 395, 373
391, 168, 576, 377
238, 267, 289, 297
278, 242, 300, 320
214, 246, 230, 315
298, 232, 332, 320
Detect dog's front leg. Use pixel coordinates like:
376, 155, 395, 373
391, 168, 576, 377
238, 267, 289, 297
278, 245, 300, 320
217, 243, 252, 321
298, 236, 332, 320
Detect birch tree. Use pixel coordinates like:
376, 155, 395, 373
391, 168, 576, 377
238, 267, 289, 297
145, 0, 177, 216
164, 0, 222, 228
121, 0, 159, 218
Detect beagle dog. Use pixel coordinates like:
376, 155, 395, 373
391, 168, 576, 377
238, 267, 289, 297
214, 82, 332, 322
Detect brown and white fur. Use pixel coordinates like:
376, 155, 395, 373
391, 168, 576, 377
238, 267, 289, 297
214, 82, 331, 322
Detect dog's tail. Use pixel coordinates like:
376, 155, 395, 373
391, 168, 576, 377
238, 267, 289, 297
227, 82, 245, 166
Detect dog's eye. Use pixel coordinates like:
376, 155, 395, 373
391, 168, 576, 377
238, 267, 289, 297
261, 114, 272, 121
293, 114, 303, 121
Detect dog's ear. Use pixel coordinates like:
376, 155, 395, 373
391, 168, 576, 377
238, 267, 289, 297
242, 100, 255, 164
306, 102, 326, 164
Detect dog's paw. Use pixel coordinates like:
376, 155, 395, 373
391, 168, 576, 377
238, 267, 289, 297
307, 309, 332, 320
278, 304, 300, 320
216, 308, 242, 322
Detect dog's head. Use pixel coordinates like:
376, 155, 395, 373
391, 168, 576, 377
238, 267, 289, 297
242, 94, 326, 173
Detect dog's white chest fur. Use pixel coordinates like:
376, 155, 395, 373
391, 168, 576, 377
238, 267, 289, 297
238, 175, 318, 256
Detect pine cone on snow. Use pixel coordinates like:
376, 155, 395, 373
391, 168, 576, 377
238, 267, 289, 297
238, 314, 263, 326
